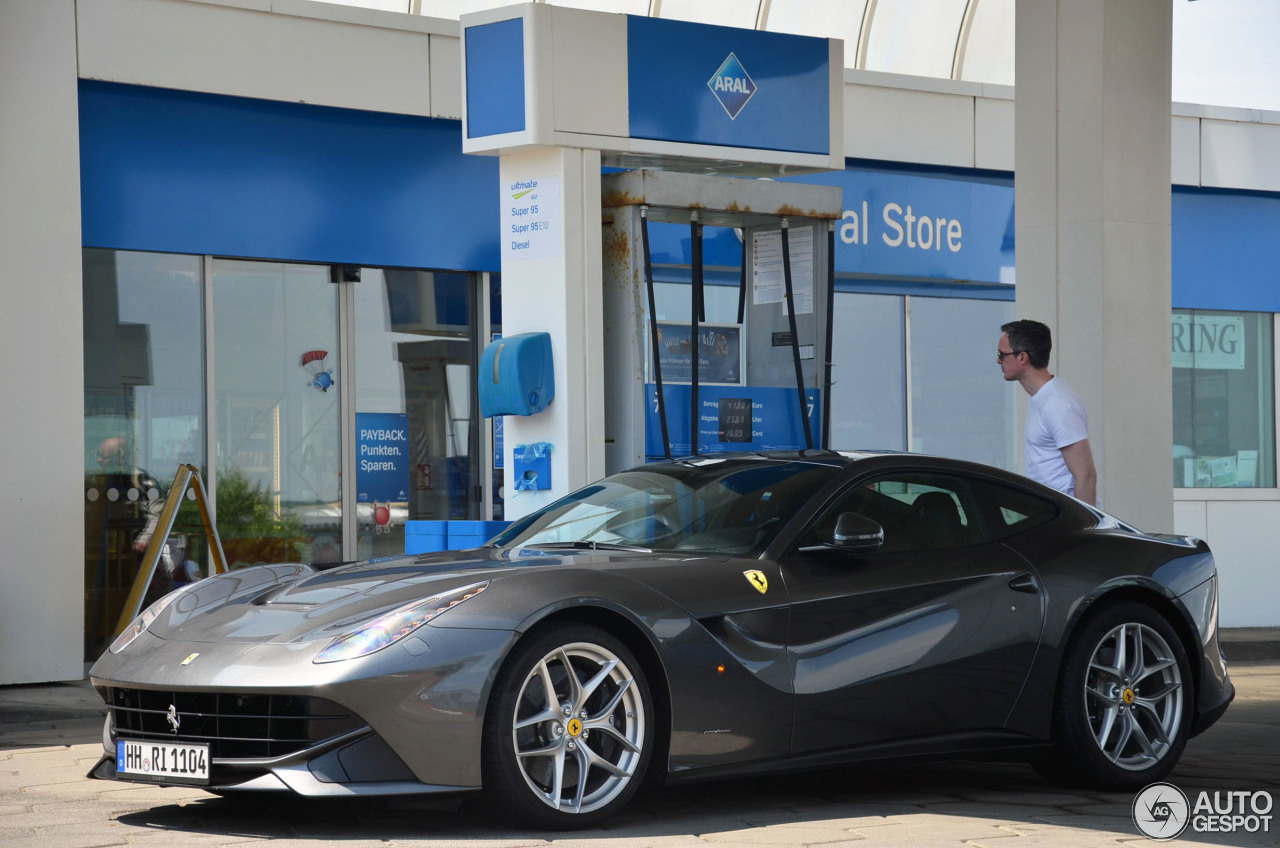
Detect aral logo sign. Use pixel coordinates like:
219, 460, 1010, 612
708, 52, 757, 119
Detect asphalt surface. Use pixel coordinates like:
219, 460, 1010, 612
1, 659, 1276, 848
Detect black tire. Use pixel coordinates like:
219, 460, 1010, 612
481, 623, 653, 829
1040, 601, 1194, 791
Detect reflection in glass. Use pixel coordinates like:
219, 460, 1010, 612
355, 269, 480, 559
1172, 309, 1275, 488
863, 0, 968, 78
828, 292, 906, 451
909, 295, 1016, 470
653, 282, 740, 324
83, 249, 205, 660
212, 261, 341, 566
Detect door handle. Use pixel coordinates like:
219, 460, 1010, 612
1009, 573, 1040, 594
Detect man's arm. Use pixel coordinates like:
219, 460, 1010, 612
1061, 439, 1097, 506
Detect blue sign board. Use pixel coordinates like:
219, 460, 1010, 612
627, 16, 830, 155
356, 412, 409, 503
645, 384, 821, 458
787, 168, 1016, 284
464, 18, 526, 139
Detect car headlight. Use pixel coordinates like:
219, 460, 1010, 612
313, 581, 488, 664
108, 582, 200, 654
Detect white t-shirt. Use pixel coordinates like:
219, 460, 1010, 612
1025, 376, 1090, 497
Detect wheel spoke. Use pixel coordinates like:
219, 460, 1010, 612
584, 720, 642, 754
1094, 703, 1119, 751
583, 740, 635, 778
589, 676, 634, 721
1133, 699, 1172, 744
556, 647, 584, 707
1113, 625, 1128, 677
1085, 683, 1112, 705
516, 740, 562, 759
576, 659, 619, 707
1128, 713, 1157, 759
1135, 658, 1177, 686
568, 745, 589, 812
535, 658, 562, 713
1137, 678, 1180, 702
515, 706, 562, 731
1126, 627, 1149, 681
549, 747, 566, 811
1108, 711, 1134, 763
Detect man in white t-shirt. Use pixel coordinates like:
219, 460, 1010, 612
998, 320, 1098, 505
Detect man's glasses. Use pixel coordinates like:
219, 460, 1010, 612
996, 349, 1022, 362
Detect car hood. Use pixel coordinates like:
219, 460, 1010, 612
148, 547, 694, 645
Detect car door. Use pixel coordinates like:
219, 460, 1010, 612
781, 470, 1045, 753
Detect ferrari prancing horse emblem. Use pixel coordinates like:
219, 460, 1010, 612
743, 570, 768, 594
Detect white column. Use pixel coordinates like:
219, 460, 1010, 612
1015, 0, 1173, 531
498, 147, 604, 520
0, 1, 85, 683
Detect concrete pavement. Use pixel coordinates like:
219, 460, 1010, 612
2, 662, 1277, 848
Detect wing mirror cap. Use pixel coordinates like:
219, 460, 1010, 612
827, 512, 884, 551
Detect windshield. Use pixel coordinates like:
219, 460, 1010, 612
493, 460, 839, 555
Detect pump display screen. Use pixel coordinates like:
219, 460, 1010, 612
718, 397, 752, 443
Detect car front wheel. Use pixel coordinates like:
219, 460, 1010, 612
482, 624, 652, 829
1043, 601, 1193, 790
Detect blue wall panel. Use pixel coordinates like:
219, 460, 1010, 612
1173, 187, 1280, 312
465, 18, 526, 139
79, 81, 500, 271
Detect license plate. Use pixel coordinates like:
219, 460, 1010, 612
116, 739, 209, 785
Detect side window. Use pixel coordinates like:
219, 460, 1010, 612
804, 473, 989, 553
966, 477, 1059, 539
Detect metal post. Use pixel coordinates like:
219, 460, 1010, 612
641, 206, 672, 460
781, 218, 814, 450
823, 220, 836, 449
691, 210, 703, 456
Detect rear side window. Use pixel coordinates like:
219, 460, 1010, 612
967, 477, 1059, 539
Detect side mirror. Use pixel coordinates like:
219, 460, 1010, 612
826, 512, 884, 552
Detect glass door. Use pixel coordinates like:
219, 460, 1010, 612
212, 260, 343, 565
353, 269, 481, 559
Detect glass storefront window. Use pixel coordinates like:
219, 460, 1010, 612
1173, 309, 1275, 488
83, 249, 205, 660
355, 269, 481, 559
908, 295, 1016, 470
212, 260, 342, 565
828, 291, 907, 451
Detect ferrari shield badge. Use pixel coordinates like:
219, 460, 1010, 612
743, 570, 768, 594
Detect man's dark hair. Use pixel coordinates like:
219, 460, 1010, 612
1001, 319, 1052, 369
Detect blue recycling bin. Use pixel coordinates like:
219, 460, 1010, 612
447, 520, 511, 549
404, 520, 449, 554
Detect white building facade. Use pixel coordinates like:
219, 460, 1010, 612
2, 0, 1277, 684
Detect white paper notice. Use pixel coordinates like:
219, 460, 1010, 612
502, 175, 561, 262
751, 227, 813, 314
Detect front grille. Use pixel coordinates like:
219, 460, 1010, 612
106, 688, 365, 759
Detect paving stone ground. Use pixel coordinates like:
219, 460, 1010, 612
1, 662, 1276, 848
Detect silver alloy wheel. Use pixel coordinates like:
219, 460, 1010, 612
511, 641, 646, 815
1083, 621, 1184, 770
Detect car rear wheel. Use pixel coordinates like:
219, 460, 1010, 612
1042, 601, 1193, 790
482, 624, 652, 829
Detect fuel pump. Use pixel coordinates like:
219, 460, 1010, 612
601, 170, 843, 474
